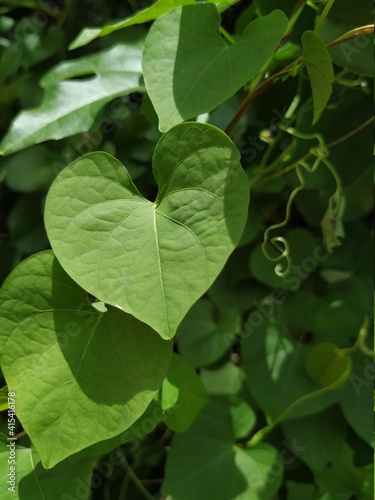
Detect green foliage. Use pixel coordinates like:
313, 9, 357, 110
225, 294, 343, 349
0, 0, 373, 497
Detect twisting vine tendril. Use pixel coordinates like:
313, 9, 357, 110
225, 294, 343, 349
261, 126, 343, 276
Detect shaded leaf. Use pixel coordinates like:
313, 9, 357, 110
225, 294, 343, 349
0, 251, 172, 468
177, 298, 239, 368
163, 397, 280, 500
143, 5, 288, 131
0, 42, 144, 156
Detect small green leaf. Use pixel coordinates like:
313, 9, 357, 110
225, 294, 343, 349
302, 30, 334, 125
0, 442, 94, 500
163, 353, 208, 432
69, 0, 240, 50
163, 397, 281, 500
321, 189, 346, 252
143, 5, 288, 131
45, 122, 249, 339
305, 342, 352, 389
0, 251, 172, 468
0, 42, 144, 156
177, 298, 239, 368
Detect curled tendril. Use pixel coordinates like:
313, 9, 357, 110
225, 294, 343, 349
261, 127, 343, 277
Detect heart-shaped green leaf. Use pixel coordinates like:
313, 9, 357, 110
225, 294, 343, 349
142, 4, 288, 131
45, 122, 249, 339
0, 251, 172, 469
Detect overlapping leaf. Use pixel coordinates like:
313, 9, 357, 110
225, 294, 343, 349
0, 42, 144, 156
0, 442, 94, 500
0, 251, 172, 468
45, 122, 249, 339
143, 5, 288, 131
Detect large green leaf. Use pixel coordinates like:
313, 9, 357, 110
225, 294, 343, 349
302, 31, 334, 125
0, 251, 172, 468
163, 397, 281, 499
45, 122, 249, 339
69, 0, 241, 50
0, 442, 94, 500
0, 42, 144, 156
142, 5, 288, 131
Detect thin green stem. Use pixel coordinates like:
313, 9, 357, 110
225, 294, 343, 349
118, 452, 154, 500
219, 26, 235, 45
314, 0, 336, 34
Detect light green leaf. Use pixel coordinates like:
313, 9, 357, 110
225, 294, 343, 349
201, 363, 245, 396
163, 397, 281, 500
302, 30, 334, 125
0, 42, 144, 156
0, 251, 172, 469
143, 5, 288, 131
69, 0, 241, 50
177, 298, 239, 368
0, 442, 94, 500
163, 353, 208, 432
45, 122, 249, 339
0, 386, 8, 412
305, 342, 352, 389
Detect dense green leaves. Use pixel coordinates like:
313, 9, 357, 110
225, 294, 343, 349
163, 397, 281, 499
302, 30, 334, 125
0, 42, 144, 155
143, 5, 288, 131
0, 252, 171, 468
0, 0, 372, 497
45, 122, 249, 339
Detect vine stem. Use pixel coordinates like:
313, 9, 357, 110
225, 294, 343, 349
254, 116, 373, 187
119, 453, 154, 500
225, 25, 372, 136
314, 0, 337, 34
